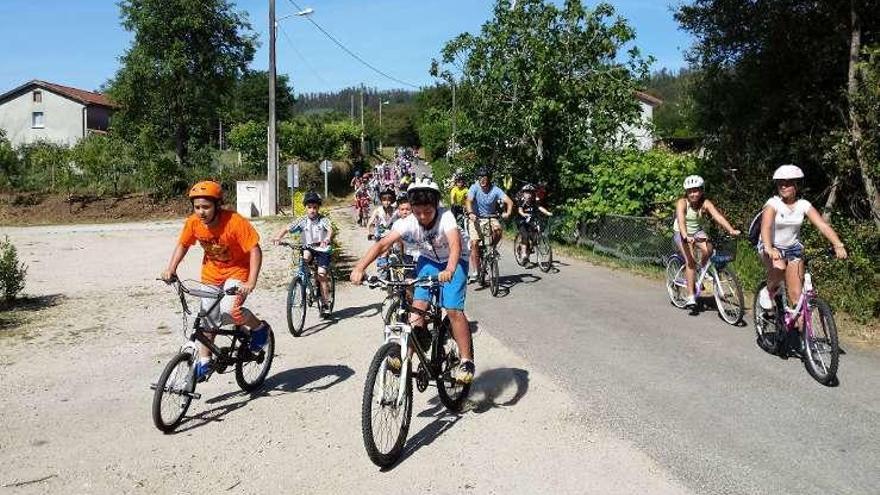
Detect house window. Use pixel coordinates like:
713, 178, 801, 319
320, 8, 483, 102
33, 90, 42, 103
32, 112, 44, 128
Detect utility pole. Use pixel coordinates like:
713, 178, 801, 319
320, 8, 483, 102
350, 92, 354, 124
267, 0, 278, 215
378, 99, 383, 152
360, 85, 365, 157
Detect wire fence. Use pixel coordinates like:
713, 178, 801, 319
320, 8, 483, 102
561, 214, 675, 265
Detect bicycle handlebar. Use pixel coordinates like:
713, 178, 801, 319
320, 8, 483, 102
362, 274, 440, 289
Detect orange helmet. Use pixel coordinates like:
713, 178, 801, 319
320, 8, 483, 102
188, 181, 223, 201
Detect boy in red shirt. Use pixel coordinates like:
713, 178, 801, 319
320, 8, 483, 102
161, 181, 271, 379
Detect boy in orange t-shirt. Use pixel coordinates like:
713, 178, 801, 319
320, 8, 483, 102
161, 181, 271, 380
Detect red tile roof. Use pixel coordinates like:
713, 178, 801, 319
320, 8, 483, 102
0, 80, 118, 108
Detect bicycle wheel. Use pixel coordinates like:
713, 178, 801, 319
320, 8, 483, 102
713, 267, 744, 325
536, 233, 553, 273
664, 255, 688, 308
753, 281, 779, 354
513, 233, 527, 267
478, 255, 487, 287
327, 271, 336, 313
436, 317, 473, 413
361, 342, 412, 468
235, 328, 275, 392
286, 276, 307, 337
802, 298, 839, 385
489, 257, 500, 297
382, 295, 401, 325
152, 352, 195, 433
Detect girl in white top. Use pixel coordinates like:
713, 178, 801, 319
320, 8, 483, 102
673, 175, 741, 308
759, 165, 847, 309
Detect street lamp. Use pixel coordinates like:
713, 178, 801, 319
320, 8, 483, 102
268, 0, 313, 215
378, 100, 390, 152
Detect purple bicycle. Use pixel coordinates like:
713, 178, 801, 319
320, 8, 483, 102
753, 253, 839, 385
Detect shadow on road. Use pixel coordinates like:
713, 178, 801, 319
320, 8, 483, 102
173, 364, 355, 433
384, 367, 530, 469
486, 272, 541, 297
297, 302, 382, 337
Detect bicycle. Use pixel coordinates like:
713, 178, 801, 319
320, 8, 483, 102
753, 251, 839, 385
377, 252, 416, 325
471, 214, 502, 297
354, 189, 370, 226
360, 274, 473, 468
151, 276, 275, 433
513, 214, 553, 273
664, 234, 745, 325
281, 241, 336, 336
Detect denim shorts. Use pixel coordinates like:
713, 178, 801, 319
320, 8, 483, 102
305, 248, 331, 268
413, 257, 468, 311
759, 242, 804, 262
673, 230, 708, 249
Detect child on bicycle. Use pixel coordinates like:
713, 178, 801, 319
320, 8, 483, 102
516, 183, 553, 263
161, 181, 271, 380
367, 188, 397, 241
272, 191, 335, 317
757, 165, 847, 314
350, 178, 475, 384
673, 175, 741, 308
449, 174, 468, 219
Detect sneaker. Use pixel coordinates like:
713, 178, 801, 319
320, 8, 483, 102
467, 273, 478, 284
758, 287, 773, 310
194, 360, 212, 383
453, 361, 475, 384
249, 322, 270, 352
684, 296, 696, 308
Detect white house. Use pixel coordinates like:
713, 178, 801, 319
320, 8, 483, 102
627, 90, 663, 150
0, 80, 117, 147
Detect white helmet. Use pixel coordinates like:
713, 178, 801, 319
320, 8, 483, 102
772, 164, 804, 180
407, 177, 440, 193
683, 175, 704, 189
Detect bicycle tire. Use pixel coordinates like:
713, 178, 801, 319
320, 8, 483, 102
753, 281, 779, 354
803, 297, 839, 385
235, 328, 275, 392
513, 232, 527, 267
713, 267, 744, 325
286, 277, 307, 337
478, 253, 487, 287
152, 352, 195, 433
537, 233, 553, 273
436, 317, 473, 412
327, 271, 336, 313
489, 257, 500, 297
664, 255, 688, 308
361, 342, 412, 468
382, 295, 401, 326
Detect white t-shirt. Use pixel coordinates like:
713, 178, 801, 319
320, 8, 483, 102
288, 215, 332, 252
766, 196, 812, 248
392, 208, 468, 263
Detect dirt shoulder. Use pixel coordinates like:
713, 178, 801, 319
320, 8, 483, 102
0, 208, 689, 494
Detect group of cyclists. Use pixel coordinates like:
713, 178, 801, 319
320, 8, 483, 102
158, 158, 848, 404
350, 148, 422, 224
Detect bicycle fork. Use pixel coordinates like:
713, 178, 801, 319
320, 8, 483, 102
380, 324, 413, 408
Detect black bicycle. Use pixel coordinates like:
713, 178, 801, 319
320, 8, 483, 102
513, 214, 553, 272
471, 214, 502, 296
151, 276, 275, 433
281, 241, 336, 336
360, 274, 473, 468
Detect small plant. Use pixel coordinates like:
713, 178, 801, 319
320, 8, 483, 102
0, 236, 27, 303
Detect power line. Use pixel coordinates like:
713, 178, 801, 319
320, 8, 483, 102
277, 23, 332, 88
285, 0, 420, 89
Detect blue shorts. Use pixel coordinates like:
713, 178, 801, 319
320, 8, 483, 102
413, 258, 468, 311
759, 242, 804, 262
305, 248, 331, 269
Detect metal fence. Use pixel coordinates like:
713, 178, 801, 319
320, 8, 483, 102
565, 214, 675, 265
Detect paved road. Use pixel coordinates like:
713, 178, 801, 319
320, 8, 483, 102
465, 240, 880, 494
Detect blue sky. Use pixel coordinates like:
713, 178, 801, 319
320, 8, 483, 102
0, 0, 692, 95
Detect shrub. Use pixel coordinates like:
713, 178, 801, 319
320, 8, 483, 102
0, 236, 27, 303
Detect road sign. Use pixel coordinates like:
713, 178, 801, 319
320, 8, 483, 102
320, 160, 333, 173
287, 163, 299, 189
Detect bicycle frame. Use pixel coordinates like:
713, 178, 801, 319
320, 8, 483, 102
375, 279, 444, 408
671, 243, 724, 298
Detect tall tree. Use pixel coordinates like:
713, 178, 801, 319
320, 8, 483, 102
224, 70, 296, 126
108, 0, 256, 165
676, 0, 880, 219
434, 0, 651, 193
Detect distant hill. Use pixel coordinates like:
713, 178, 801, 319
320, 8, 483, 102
295, 87, 416, 115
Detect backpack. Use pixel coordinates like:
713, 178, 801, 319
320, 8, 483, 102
747, 208, 765, 247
